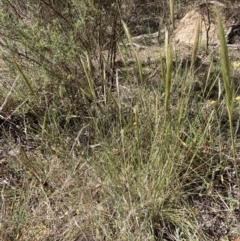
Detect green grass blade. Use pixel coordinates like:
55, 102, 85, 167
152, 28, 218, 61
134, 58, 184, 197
164, 40, 173, 123
216, 6, 239, 191
122, 21, 143, 83
190, 20, 200, 70
169, 0, 175, 28
14, 59, 35, 96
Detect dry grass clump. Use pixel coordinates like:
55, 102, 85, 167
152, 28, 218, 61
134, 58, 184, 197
1, 1, 240, 241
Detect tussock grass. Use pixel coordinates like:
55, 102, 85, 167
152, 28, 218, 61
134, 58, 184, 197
216, 7, 239, 192
1, 1, 240, 241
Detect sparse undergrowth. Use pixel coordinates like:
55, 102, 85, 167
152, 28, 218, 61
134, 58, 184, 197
1, 1, 240, 241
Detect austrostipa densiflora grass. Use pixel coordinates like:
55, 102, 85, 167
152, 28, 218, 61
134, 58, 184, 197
2, 1, 240, 240
215, 7, 240, 192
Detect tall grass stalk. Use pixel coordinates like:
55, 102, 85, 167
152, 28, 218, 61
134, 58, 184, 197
169, 0, 175, 29
14, 59, 35, 97
203, 58, 213, 95
80, 55, 96, 101
122, 21, 143, 84
190, 20, 200, 71
164, 29, 173, 124
177, 65, 189, 125
215, 7, 239, 191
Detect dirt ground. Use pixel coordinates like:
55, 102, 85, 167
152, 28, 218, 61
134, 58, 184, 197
174, 1, 240, 44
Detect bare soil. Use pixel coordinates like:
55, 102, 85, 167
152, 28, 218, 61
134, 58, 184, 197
173, 2, 240, 46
